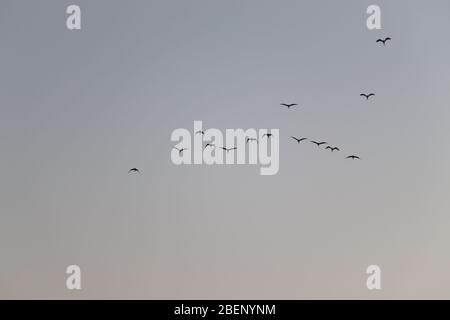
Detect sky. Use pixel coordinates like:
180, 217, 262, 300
1, 0, 450, 299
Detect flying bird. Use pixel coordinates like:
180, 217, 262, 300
246, 138, 258, 143
346, 155, 361, 160
173, 147, 188, 155
360, 93, 375, 100
376, 37, 391, 46
262, 133, 273, 139
291, 136, 308, 143
195, 130, 205, 135
221, 147, 237, 152
204, 143, 215, 149
310, 140, 327, 147
280, 103, 298, 109
326, 146, 340, 152
128, 168, 140, 174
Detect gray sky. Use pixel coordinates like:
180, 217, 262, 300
1, 0, 450, 299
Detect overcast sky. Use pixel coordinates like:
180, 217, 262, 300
1, 0, 450, 299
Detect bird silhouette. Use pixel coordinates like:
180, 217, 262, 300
221, 147, 237, 152
326, 146, 340, 152
360, 93, 375, 100
346, 155, 361, 160
262, 133, 273, 139
291, 136, 308, 143
246, 138, 258, 143
280, 103, 298, 109
128, 168, 140, 174
310, 140, 327, 147
173, 147, 188, 155
376, 37, 391, 46
204, 143, 215, 149
195, 130, 205, 135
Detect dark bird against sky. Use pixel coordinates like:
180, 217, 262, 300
310, 140, 327, 147
346, 155, 361, 160
326, 146, 340, 152
360, 93, 375, 100
173, 147, 188, 155
291, 136, 308, 143
128, 168, 140, 173
220, 147, 237, 152
376, 37, 391, 46
280, 103, 298, 109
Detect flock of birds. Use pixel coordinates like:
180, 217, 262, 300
273, 36, 392, 165
128, 37, 391, 173
286, 119, 361, 160
284, 103, 362, 161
